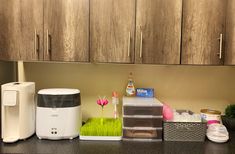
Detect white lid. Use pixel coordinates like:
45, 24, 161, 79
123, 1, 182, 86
123, 97, 163, 106
206, 123, 229, 143
38, 88, 80, 95
207, 134, 229, 143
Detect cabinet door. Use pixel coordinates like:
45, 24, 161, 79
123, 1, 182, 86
181, 0, 226, 65
135, 0, 182, 64
90, 0, 135, 63
44, 0, 89, 62
0, 0, 43, 61
225, 0, 235, 65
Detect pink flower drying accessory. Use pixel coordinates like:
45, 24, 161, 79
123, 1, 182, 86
97, 96, 109, 125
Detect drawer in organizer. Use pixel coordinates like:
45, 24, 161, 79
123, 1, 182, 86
123, 116, 163, 127
123, 106, 162, 116
123, 127, 162, 140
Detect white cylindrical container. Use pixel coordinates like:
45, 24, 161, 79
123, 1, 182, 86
201, 109, 221, 125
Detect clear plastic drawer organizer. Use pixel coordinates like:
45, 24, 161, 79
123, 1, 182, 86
122, 97, 163, 141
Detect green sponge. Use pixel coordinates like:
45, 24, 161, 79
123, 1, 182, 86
80, 118, 122, 136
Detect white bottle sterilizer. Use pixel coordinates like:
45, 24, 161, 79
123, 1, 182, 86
36, 88, 82, 140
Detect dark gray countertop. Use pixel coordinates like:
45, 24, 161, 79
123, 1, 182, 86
1, 132, 235, 154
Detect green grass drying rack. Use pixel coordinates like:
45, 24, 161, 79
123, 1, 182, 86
80, 118, 122, 141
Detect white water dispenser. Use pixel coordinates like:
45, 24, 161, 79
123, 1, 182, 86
1, 82, 35, 143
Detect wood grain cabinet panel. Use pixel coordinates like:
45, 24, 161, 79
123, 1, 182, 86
135, 0, 182, 64
44, 0, 89, 62
225, 0, 235, 65
90, 0, 136, 63
0, 0, 43, 61
181, 0, 227, 65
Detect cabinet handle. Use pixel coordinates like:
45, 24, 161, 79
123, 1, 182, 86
140, 31, 143, 58
46, 29, 51, 55
46, 29, 49, 55
34, 29, 39, 54
127, 32, 131, 57
217, 33, 223, 59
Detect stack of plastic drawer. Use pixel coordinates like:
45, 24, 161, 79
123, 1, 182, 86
122, 97, 163, 141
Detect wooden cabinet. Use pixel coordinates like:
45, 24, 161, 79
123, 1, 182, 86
0, 0, 43, 61
90, 0, 136, 63
0, 0, 88, 62
1, 0, 233, 65
181, 0, 227, 65
90, 0, 182, 64
225, 0, 235, 65
44, 0, 89, 62
135, 0, 182, 64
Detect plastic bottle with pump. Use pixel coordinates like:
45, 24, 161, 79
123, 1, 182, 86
126, 72, 135, 97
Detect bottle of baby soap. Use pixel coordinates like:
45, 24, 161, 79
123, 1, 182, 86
126, 72, 135, 97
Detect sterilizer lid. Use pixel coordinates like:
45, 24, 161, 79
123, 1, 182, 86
38, 88, 80, 95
